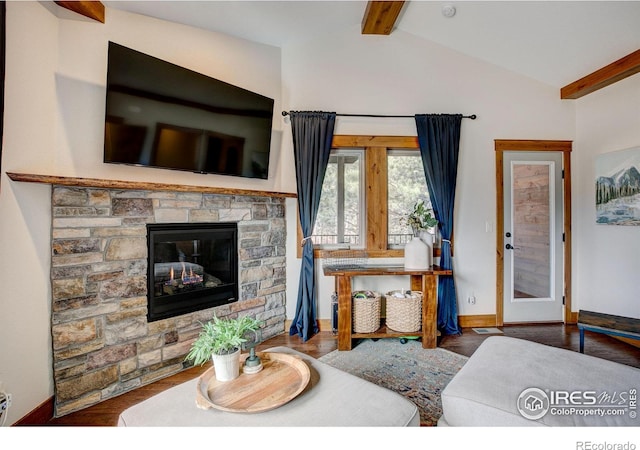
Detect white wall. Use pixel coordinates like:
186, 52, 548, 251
0, 2, 282, 424
0, 1, 58, 426
282, 27, 576, 322
573, 74, 640, 319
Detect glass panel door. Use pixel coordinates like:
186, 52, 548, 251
503, 152, 564, 322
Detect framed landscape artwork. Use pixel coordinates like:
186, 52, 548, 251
595, 146, 640, 225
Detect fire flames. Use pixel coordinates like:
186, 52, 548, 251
165, 262, 203, 286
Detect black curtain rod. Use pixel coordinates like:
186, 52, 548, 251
282, 111, 477, 120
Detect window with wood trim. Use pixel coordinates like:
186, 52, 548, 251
297, 135, 431, 259
312, 149, 365, 247
387, 149, 430, 248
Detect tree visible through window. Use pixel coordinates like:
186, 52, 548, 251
311, 145, 431, 252
313, 150, 363, 246
388, 151, 430, 247
297, 136, 435, 259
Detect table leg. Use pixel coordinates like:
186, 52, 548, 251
579, 327, 585, 353
337, 275, 352, 351
421, 274, 437, 348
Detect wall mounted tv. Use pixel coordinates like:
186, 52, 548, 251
104, 42, 274, 179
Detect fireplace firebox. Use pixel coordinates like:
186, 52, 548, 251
147, 222, 238, 322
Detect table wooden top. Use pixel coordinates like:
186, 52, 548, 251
578, 310, 640, 335
323, 264, 452, 277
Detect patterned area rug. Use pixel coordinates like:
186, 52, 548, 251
318, 338, 468, 426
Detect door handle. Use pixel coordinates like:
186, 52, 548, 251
505, 244, 520, 250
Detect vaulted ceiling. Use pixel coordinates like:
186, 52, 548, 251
58, 1, 640, 97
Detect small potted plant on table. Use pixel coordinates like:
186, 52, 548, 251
406, 199, 438, 236
403, 200, 438, 269
185, 314, 263, 382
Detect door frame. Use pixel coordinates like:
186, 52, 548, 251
495, 140, 575, 326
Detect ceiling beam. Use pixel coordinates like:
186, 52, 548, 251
561, 49, 640, 99
361, 1, 406, 35
55, 1, 105, 23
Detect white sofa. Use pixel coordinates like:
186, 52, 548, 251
439, 336, 640, 426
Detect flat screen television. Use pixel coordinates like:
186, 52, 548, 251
103, 42, 274, 179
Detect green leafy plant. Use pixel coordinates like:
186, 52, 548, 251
185, 314, 263, 366
405, 200, 438, 233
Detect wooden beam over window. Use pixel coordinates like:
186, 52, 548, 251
561, 49, 640, 99
55, 1, 105, 23
361, 1, 406, 35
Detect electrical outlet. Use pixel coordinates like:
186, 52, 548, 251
467, 295, 476, 305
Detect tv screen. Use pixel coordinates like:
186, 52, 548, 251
104, 42, 274, 179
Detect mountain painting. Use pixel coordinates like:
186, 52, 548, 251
595, 146, 640, 225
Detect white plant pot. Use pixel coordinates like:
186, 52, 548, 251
211, 348, 241, 382
404, 236, 429, 270
418, 231, 434, 267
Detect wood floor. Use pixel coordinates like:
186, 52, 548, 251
43, 323, 640, 426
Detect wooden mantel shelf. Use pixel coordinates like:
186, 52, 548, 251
6, 172, 297, 199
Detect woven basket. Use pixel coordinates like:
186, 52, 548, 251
352, 290, 381, 333
323, 249, 368, 270
385, 290, 422, 333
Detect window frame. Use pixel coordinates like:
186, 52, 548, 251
387, 148, 432, 249
313, 148, 366, 249
297, 135, 428, 259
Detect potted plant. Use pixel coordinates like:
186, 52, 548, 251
185, 314, 263, 382
406, 200, 438, 235
403, 200, 438, 269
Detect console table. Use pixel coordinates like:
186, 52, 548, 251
323, 265, 452, 350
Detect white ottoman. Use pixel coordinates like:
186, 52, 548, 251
439, 336, 640, 426
118, 346, 420, 427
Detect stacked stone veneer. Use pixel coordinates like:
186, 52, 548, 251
50, 186, 287, 416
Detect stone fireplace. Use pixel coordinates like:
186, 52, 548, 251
49, 184, 287, 417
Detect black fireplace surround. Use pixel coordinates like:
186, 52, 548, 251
147, 222, 238, 322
